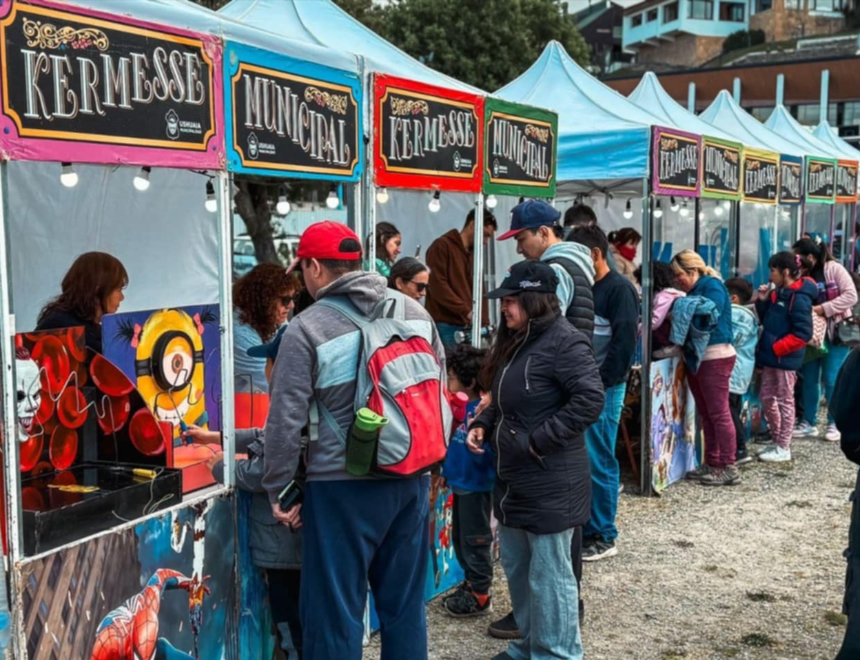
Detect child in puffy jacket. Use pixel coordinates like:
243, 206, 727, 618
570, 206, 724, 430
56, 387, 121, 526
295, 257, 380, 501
634, 262, 685, 355
725, 278, 759, 465
754, 252, 818, 463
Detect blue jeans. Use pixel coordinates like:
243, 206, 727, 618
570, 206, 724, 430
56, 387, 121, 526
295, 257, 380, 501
435, 322, 469, 350
803, 339, 851, 425
499, 525, 582, 660
583, 382, 627, 542
300, 478, 430, 660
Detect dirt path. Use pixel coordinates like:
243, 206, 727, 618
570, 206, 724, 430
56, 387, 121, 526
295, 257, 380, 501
368, 434, 855, 659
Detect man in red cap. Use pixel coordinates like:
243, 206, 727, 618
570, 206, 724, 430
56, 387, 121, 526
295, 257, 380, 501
263, 221, 445, 660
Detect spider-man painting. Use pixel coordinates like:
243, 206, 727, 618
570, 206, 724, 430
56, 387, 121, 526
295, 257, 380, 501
90, 569, 209, 660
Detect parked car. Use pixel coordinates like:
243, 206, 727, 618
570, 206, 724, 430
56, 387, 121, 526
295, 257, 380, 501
232, 234, 300, 279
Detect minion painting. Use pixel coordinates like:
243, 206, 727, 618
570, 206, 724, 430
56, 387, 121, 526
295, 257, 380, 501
103, 306, 221, 447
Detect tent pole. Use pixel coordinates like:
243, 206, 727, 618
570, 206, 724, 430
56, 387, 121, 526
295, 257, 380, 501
731, 201, 741, 277
216, 171, 236, 489
639, 182, 654, 496
355, 55, 367, 245
471, 193, 485, 346
829, 203, 837, 247
693, 197, 701, 250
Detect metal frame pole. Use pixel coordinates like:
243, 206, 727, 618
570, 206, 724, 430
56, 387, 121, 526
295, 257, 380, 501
216, 171, 236, 488
354, 56, 367, 244
730, 200, 741, 277
639, 183, 654, 495
693, 197, 701, 250
471, 193, 485, 346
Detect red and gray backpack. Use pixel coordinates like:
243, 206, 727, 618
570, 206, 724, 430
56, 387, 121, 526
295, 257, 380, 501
315, 293, 452, 477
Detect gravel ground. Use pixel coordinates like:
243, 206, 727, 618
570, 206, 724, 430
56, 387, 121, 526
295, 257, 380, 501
367, 432, 856, 659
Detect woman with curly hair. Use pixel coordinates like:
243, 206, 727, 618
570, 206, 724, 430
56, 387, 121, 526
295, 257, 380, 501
233, 264, 299, 395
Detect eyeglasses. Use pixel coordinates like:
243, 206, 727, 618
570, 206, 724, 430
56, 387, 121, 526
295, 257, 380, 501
281, 295, 295, 307
409, 281, 428, 293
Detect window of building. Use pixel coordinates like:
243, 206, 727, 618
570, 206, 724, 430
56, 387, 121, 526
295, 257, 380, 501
39, 599, 49, 619
663, 2, 679, 22
631, 13, 643, 26
753, 0, 773, 12
794, 103, 828, 126
844, 102, 860, 126
785, 0, 802, 8
647, 7, 659, 21
719, 2, 746, 20
751, 106, 774, 122
688, 0, 714, 19
809, 0, 843, 11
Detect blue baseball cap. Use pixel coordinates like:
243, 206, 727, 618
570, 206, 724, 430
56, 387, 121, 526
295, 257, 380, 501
497, 200, 561, 241
247, 324, 287, 361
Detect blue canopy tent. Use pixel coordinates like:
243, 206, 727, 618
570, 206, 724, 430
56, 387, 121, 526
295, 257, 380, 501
628, 73, 748, 274
815, 122, 860, 159
700, 91, 811, 285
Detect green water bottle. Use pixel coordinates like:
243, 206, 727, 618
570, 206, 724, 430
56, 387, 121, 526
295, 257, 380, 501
346, 408, 389, 476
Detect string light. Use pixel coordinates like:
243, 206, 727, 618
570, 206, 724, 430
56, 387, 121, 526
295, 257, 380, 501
623, 198, 633, 220
276, 186, 290, 216
133, 166, 151, 192
670, 196, 679, 212
205, 180, 217, 213
679, 199, 690, 218
326, 185, 340, 210
376, 187, 389, 204
714, 204, 724, 217
654, 199, 663, 219
428, 190, 441, 213
723, 199, 732, 210
60, 162, 78, 188
486, 194, 498, 209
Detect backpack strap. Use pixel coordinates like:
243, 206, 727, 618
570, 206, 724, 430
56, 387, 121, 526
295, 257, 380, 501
315, 296, 370, 328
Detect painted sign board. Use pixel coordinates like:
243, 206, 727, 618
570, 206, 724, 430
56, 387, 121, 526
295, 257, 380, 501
779, 155, 803, 205
224, 41, 362, 181
700, 136, 741, 201
482, 97, 557, 198
0, 0, 224, 168
836, 159, 859, 204
742, 148, 779, 205
373, 73, 484, 192
805, 156, 837, 204
652, 126, 701, 197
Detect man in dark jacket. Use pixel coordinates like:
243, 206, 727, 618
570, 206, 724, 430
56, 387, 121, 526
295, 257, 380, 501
570, 225, 639, 562
833, 347, 860, 660
425, 209, 497, 348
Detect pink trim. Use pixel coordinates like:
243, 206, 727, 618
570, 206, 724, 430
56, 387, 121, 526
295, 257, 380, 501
0, 0, 225, 169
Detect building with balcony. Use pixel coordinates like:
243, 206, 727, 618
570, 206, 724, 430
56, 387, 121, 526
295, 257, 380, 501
623, 0, 850, 66
572, 0, 634, 74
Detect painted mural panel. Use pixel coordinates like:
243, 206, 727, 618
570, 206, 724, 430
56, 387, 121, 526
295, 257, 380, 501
18, 495, 236, 660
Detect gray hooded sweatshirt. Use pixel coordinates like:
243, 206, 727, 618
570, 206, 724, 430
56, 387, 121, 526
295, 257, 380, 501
262, 270, 445, 503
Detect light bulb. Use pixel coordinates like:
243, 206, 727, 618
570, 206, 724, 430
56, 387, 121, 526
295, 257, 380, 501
60, 162, 78, 188
133, 166, 151, 191
326, 187, 340, 209
205, 180, 217, 213
722, 199, 732, 210
714, 205, 724, 217
654, 199, 663, 219
276, 189, 290, 216
376, 187, 389, 204
670, 196, 679, 212
428, 190, 441, 213
486, 194, 498, 209
680, 205, 690, 218
623, 199, 633, 220
699, 211, 705, 221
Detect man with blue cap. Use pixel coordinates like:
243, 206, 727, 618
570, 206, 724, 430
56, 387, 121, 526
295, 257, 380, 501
497, 199, 596, 339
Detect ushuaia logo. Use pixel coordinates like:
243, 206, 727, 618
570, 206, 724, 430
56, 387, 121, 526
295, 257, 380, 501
248, 133, 259, 160
165, 110, 180, 140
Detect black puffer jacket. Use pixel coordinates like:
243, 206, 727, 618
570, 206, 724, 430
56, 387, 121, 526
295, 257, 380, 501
473, 314, 605, 534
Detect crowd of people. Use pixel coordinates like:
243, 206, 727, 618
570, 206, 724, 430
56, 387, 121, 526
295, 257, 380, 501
39, 198, 860, 659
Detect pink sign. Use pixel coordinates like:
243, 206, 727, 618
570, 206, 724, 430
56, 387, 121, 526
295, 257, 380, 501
651, 126, 701, 198
0, 0, 225, 169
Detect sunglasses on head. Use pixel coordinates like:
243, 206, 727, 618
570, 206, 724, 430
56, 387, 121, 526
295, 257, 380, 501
410, 281, 428, 293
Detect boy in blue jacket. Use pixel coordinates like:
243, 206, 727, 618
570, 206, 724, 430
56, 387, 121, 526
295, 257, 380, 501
440, 345, 495, 618
754, 252, 817, 463
725, 278, 760, 465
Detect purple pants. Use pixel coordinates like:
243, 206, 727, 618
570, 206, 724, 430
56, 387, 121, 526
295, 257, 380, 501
687, 356, 737, 469
760, 367, 797, 450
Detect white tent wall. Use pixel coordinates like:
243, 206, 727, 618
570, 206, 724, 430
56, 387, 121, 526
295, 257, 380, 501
7, 162, 220, 332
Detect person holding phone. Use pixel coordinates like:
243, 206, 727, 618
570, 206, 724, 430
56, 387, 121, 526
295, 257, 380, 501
467, 260, 604, 660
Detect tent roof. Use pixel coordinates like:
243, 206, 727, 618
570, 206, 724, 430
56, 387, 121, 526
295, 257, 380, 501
814, 121, 860, 161
764, 105, 842, 160
628, 72, 739, 144
58, 0, 361, 74
218, 0, 480, 93
496, 41, 661, 183
699, 91, 804, 157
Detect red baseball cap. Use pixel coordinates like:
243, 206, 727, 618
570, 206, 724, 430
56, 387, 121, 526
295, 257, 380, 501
287, 221, 362, 273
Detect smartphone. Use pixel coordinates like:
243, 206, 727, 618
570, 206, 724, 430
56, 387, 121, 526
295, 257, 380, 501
277, 480, 304, 512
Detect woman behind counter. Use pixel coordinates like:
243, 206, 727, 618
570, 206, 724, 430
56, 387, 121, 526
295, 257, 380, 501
467, 260, 604, 660
36, 251, 128, 354
388, 257, 430, 303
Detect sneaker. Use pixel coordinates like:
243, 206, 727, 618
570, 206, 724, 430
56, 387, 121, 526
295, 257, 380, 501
440, 580, 470, 608
825, 424, 842, 442
700, 466, 741, 487
582, 538, 618, 562
793, 421, 818, 438
736, 451, 754, 466
685, 464, 711, 481
488, 611, 521, 640
444, 589, 492, 618
758, 446, 791, 462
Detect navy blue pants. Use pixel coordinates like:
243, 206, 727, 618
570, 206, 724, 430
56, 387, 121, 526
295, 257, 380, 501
300, 477, 430, 660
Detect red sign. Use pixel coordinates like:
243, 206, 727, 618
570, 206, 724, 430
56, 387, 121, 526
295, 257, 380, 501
373, 74, 484, 192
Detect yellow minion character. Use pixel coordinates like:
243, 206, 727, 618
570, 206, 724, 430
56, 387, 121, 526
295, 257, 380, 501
122, 308, 216, 443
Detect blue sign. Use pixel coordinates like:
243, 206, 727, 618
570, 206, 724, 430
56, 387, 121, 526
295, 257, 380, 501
224, 41, 363, 181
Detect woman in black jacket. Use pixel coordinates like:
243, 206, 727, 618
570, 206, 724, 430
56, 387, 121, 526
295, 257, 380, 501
468, 260, 604, 660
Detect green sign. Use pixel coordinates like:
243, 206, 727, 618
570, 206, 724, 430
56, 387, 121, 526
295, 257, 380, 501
805, 156, 837, 204
700, 136, 742, 201
483, 97, 557, 198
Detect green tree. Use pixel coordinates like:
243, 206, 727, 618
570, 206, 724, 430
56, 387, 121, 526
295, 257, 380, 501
369, 0, 589, 91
